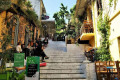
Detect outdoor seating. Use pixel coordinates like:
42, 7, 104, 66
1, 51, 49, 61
116, 61, 120, 79
95, 61, 117, 80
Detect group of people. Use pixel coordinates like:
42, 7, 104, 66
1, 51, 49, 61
16, 37, 49, 62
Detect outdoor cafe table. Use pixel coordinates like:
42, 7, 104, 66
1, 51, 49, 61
106, 66, 117, 80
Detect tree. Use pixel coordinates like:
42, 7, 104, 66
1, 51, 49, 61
53, 3, 69, 34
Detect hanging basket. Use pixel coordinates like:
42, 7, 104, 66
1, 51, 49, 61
0, 0, 11, 12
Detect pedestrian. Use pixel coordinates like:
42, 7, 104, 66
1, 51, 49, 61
43, 37, 48, 47
16, 42, 22, 53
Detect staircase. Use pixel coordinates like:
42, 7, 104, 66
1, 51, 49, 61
40, 41, 87, 80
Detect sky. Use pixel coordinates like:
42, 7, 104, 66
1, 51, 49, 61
43, 0, 77, 20
29, 0, 77, 20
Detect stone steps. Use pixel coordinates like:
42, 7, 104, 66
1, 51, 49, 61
45, 59, 84, 63
40, 74, 86, 79
40, 70, 84, 74
48, 55, 85, 58
45, 63, 83, 66
47, 58, 85, 60
40, 79, 87, 80
40, 65, 85, 70
40, 41, 87, 80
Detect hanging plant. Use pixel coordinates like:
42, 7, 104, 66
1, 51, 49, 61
0, 0, 11, 12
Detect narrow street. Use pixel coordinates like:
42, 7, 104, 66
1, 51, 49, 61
40, 40, 88, 80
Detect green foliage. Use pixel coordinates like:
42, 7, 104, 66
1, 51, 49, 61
68, 4, 81, 39
109, 0, 113, 7
95, 11, 112, 61
0, 0, 11, 12
18, 0, 25, 7
26, 9, 38, 21
9, 69, 25, 80
1, 34, 12, 51
0, 34, 12, 72
53, 3, 69, 35
25, 1, 32, 9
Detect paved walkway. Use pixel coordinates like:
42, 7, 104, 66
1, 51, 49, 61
40, 40, 96, 80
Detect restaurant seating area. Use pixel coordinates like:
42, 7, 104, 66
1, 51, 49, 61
95, 61, 120, 80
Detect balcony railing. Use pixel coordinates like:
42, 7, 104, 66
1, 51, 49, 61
80, 20, 94, 36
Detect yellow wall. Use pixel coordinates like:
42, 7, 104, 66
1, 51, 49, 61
89, 36, 95, 47
91, 1, 101, 48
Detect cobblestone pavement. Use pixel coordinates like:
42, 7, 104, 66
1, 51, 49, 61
40, 40, 96, 80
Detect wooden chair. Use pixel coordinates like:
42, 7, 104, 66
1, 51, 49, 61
106, 61, 117, 80
116, 61, 120, 79
95, 61, 108, 80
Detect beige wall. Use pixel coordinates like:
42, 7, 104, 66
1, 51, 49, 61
110, 38, 119, 61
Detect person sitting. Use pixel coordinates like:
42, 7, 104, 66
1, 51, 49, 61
16, 42, 22, 53
35, 42, 49, 62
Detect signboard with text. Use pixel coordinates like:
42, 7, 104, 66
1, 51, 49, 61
14, 53, 25, 67
26, 56, 40, 80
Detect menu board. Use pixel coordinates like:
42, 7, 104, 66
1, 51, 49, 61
27, 64, 38, 77
14, 53, 25, 67
26, 56, 40, 77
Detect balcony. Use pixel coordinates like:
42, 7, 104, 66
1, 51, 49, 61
80, 20, 94, 40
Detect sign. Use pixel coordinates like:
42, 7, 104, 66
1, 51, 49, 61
45, 16, 49, 19
26, 56, 40, 77
14, 53, 25, 67
41, 14, 49, 20
27, 64, 38, 77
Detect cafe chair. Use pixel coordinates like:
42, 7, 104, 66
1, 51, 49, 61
116, 61, 120, 80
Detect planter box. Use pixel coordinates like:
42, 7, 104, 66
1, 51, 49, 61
0, 72, 12, 80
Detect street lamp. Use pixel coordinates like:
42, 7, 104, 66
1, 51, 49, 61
66, 14, 71, 24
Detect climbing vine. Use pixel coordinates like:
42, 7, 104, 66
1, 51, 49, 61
109, 0, 118, 8
95, 11, 111, 61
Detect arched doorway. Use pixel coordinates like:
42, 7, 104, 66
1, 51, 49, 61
9, 16, 19, 47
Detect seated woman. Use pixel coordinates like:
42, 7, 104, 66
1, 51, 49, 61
16, 42, 22, 53
35, 42, 49, 62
